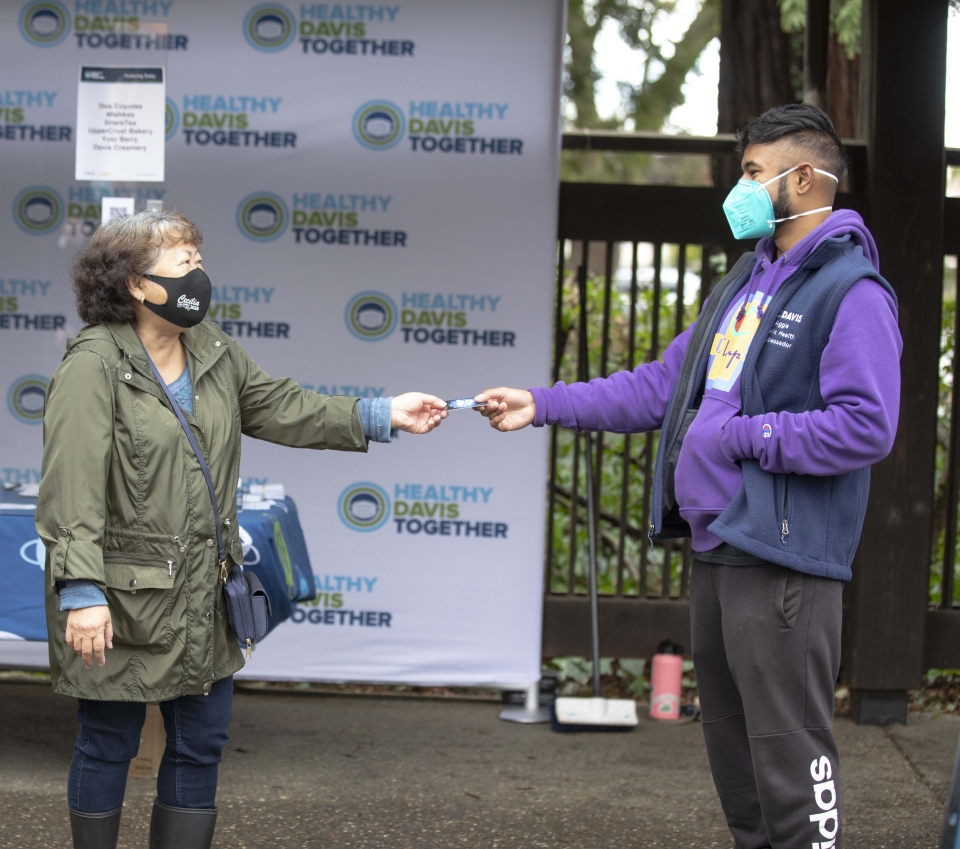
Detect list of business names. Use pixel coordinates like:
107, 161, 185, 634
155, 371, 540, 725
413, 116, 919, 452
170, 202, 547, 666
75, 66, 165, 182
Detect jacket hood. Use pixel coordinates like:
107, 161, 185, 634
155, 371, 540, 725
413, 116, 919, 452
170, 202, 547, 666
66, 322, 115, 352
755, 208, 880, 272
66, 320, 227, 363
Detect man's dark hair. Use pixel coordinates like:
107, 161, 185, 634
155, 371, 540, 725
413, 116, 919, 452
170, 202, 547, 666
735, 103, 848, 180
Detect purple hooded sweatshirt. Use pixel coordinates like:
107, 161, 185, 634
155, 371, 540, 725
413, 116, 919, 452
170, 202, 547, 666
530, 210, 902, 553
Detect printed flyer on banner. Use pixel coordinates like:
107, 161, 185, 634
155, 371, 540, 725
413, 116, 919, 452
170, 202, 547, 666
75, 66, 165, 181
0, 0, 564, 688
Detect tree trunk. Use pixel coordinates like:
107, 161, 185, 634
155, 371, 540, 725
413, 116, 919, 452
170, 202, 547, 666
717, 0, 795, 131
828, 35, 860, 139
628, 0, 721, 131
716, 0, 796, 183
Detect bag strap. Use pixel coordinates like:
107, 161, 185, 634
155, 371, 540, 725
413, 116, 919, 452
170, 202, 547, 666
140, 341, 228, 581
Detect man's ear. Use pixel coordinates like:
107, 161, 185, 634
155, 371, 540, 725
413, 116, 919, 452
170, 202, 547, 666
794, 163, 817, 195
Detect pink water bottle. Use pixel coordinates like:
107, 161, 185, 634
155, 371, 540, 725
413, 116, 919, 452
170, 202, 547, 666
650, 640, 684, 720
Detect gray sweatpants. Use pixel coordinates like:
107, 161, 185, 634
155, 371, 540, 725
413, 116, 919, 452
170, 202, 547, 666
690, 559, 843, 849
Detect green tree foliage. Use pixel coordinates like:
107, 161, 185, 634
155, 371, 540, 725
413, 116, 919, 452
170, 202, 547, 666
620, 0, 721, 131
779, 0, 861, 59
547, 244, 730, 595
566, 0, 723, 132
565, 0, 624, 131
778, 0, 960, 59
562, 0, 720, 183
933, 256, 960, 607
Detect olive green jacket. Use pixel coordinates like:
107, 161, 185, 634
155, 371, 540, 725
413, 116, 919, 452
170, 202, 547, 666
37, 321, 367, 701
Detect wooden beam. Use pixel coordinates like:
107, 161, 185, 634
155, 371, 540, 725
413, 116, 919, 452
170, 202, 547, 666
804, 0, 831, 110
924, 610, 960, 669
946, 198, 960, 255
844, 0, 949, 703
542, 596, 690, 658
559, 132, 870, 192
558, 182, 864, 246
559, 184, 731, 244
562, 130, 739, 155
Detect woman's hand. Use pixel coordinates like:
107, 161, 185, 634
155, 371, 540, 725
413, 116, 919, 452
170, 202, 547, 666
65, 606, 113, 669
474, 387, 537, 431
390, 393, 448, 434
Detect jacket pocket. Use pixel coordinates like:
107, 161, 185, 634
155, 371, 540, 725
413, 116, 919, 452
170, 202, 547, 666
102, 557, 175, 649
214, 584, 229, 622
663, 408, 699, 517
775, 568, 804, 629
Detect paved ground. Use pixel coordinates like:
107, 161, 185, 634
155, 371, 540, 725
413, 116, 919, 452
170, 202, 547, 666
0, 680, 956, 848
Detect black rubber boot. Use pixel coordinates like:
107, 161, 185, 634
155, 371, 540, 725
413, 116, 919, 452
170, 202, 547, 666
68, 807, 122, 849
149, 798, 218, 849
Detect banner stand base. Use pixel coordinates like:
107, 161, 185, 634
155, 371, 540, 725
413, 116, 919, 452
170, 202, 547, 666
499, 682, 550, 724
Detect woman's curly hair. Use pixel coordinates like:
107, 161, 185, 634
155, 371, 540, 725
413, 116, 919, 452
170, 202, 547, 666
72, 210, 203, 325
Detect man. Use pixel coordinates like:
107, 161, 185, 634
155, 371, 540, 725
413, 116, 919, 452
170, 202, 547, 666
477, 104, 901, 849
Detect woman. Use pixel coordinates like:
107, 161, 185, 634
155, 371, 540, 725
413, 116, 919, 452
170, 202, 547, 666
36, 210, 447, 849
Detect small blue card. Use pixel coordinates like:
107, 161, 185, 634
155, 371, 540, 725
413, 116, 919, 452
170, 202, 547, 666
445, 398, 487, 410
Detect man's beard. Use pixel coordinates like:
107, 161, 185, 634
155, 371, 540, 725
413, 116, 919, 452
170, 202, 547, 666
772, 175, 793, 223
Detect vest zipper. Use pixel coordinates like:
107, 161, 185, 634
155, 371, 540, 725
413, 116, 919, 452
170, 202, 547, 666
650, 255, 757, 541
780, 478, 790, 544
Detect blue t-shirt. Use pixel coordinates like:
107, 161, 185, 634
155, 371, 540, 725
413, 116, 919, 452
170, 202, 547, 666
167, 366, 193, 415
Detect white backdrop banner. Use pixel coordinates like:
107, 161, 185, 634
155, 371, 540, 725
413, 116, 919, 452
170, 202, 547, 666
0, 0, 563, 686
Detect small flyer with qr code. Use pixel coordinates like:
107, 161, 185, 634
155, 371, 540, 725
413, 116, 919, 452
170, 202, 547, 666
75, 66, 165, 182
99, 197, 135, 227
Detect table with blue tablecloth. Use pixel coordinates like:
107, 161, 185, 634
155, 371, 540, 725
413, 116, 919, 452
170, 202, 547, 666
0, 490, 313, 651
0, 486, 45, 641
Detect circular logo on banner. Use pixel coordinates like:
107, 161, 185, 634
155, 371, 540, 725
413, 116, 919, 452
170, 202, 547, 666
345, 291, 397, 341
353, 101, 406, 150
20, 538, 43, 569
19, 1, 71, 47
8, 375, 49, 424
165, 98, 180, 140
243, 3, 296, 51
13, 187, 64, 235
338, 483, 390, 532
236, 192, 289, 242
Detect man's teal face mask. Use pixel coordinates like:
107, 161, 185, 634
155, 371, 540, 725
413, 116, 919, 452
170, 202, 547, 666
722, 164, 839, 240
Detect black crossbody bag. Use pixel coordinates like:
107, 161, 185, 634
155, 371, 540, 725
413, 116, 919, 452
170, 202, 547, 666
141, 344, 270, 658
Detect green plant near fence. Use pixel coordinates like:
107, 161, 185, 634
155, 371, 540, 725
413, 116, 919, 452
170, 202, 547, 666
549, 249, 960, 607
933, 256, 960, 607
547, 245, 725, 596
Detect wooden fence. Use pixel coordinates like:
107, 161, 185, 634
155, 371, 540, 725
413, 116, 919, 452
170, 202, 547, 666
543, 135, 960, 683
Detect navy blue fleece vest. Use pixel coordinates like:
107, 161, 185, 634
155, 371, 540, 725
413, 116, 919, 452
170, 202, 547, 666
654, 235, 896, 581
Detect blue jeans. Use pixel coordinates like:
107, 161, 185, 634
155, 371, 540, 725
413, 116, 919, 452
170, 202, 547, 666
68, 676, 233, 813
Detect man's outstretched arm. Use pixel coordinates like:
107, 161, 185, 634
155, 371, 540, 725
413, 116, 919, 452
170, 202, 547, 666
476, 322, 695, 433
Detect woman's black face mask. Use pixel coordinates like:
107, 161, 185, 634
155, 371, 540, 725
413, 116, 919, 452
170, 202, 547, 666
142, 267, 212, 328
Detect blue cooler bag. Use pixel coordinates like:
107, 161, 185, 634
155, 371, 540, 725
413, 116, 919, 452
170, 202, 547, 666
238, 514, 295, 635
238, 498, 317, 635
272, 498, 317, 602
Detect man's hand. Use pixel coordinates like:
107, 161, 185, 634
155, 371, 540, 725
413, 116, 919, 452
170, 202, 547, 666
391, 393, 448, 434
65, 606, 113, 669
474, 388, 536, 432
